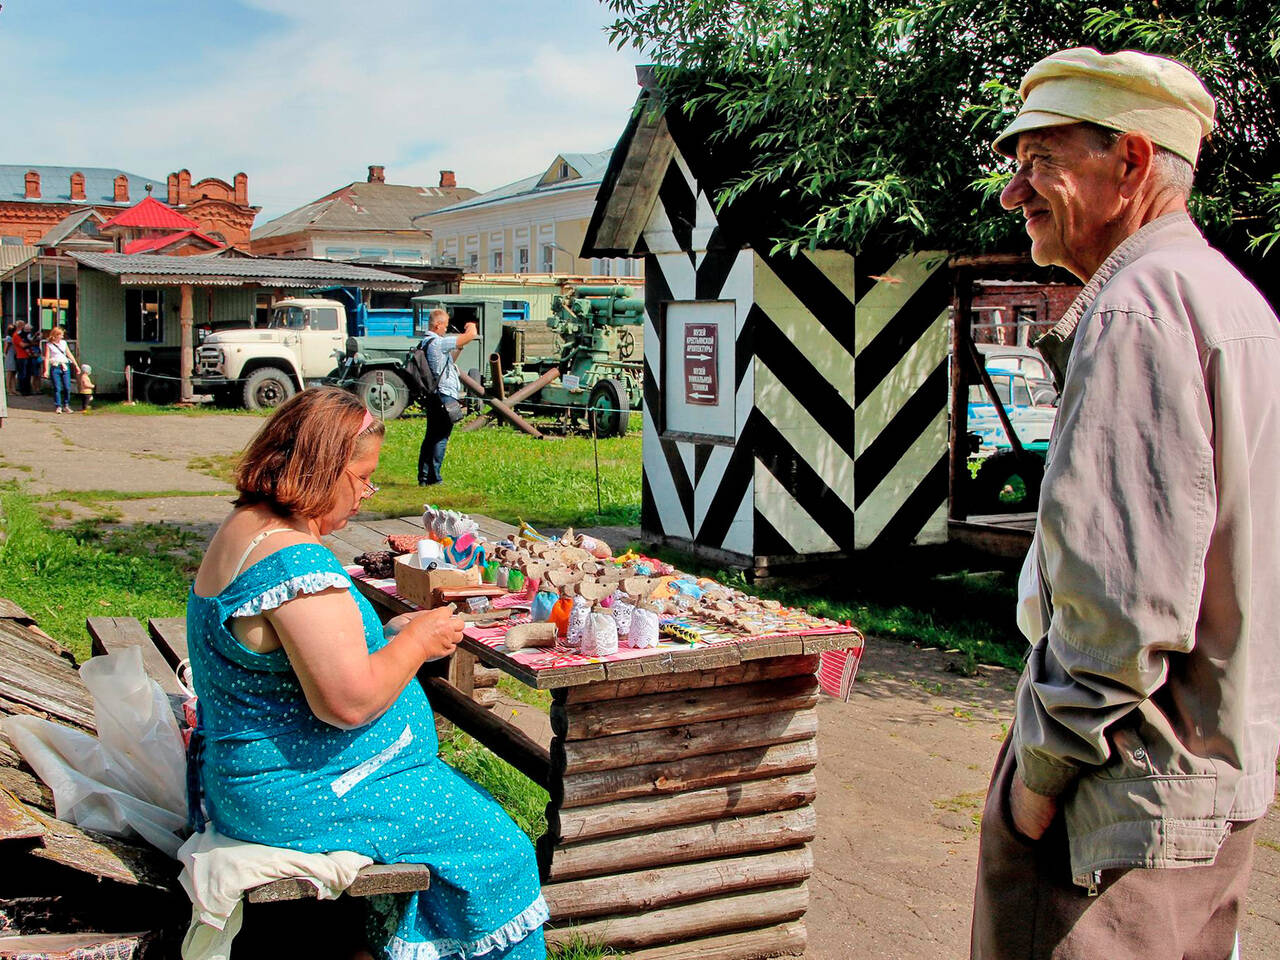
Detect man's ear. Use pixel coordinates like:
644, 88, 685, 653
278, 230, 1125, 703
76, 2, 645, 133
1116, 132, 1155, 199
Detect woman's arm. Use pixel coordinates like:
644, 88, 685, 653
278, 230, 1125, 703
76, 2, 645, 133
267, 590, 462, 729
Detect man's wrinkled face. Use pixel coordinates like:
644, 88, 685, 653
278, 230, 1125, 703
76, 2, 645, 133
999, 125, 1124, 280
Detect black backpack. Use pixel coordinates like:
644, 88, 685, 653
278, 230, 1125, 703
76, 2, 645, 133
404, 334, 440, 397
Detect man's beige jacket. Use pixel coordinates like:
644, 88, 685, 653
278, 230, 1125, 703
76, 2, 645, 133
1017, 213, 1280, 887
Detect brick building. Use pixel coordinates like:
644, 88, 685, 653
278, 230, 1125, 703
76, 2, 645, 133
0, 165, 258, 249
250, 165, 476, 263
968, 278, 1081, 346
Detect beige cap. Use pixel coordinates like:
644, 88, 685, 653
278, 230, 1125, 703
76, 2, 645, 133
993, 47, 1215, 166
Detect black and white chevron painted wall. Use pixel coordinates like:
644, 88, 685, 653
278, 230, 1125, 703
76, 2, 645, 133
635, 146, 951, 563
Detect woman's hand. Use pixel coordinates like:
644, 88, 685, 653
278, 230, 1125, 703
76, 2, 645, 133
397, 606, 463, 661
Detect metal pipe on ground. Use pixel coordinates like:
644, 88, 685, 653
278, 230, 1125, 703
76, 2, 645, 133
489, 354, 507, 400
458, 370, 543, 439
460, 366, 560, 434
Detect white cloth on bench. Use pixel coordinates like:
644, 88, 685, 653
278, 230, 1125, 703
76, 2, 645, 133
178, 826, 372, 960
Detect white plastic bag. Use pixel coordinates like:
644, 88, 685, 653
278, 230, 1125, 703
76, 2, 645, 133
2, 645, 189, 857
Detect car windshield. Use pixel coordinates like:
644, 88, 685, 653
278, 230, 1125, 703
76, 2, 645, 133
969, 376, 1031, 407
269, 307, 306, 330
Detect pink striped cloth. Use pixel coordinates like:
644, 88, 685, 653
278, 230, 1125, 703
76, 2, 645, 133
817, 637, 866, 702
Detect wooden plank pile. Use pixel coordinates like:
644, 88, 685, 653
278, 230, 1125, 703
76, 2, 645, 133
1, 603, 436, 959
0, 600, 183, 959
538, 653, 820, 959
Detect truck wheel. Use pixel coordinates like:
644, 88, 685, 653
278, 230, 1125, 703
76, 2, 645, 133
972, 451, 1043, 515
356, 370, 409, 421
242, 367, 296, 411
142, 373, 179, 406
588, 378, 629, 438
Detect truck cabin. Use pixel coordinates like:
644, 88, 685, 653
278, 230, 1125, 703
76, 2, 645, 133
269, 300, 343, 335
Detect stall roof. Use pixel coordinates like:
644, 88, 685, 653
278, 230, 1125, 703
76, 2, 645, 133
67, 252, 422, 291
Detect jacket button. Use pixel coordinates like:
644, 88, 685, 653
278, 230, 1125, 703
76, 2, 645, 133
1133, 747, 1147, 761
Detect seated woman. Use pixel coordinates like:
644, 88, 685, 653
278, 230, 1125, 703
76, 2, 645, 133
187, 387, 547, 959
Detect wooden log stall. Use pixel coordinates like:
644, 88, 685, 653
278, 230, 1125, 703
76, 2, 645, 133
539, 655, 820, 956
332, 516, 861, 959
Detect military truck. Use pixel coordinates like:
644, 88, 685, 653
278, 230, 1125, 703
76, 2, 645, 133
194, 297, 418, 411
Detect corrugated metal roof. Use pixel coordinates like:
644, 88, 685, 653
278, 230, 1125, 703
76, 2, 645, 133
0, 165, 165, 205
0, 245, 38, 271
251, 180, 481, 241
100, 196, 201, 232
425, 150, 613, 217
68, 251, 422, 290
37, 209, 106, 247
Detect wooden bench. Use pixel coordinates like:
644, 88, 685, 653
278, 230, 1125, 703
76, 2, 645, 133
84, 616, 432, 906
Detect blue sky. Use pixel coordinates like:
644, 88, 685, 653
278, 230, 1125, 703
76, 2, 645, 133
0, 0, 648, 222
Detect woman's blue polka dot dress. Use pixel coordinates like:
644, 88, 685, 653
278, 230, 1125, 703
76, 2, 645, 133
187, 543, 547, 959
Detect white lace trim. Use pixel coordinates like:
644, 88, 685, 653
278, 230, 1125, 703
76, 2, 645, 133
229, 572, 352, 618
385, 894, 549, 960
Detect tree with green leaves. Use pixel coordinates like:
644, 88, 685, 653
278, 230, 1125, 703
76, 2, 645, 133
603, 1, 1280, 269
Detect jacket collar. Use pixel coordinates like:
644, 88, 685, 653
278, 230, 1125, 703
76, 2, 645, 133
1035, 212, 1206, 386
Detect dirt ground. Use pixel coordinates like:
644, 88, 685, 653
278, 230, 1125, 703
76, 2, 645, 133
2, 400, 1277, 959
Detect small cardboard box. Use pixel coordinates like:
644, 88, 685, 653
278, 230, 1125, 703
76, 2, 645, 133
394, 554, 480, 609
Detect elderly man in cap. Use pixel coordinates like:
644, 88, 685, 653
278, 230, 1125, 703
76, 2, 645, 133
971, 48, 1280, 959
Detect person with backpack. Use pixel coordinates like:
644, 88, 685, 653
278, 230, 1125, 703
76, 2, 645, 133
415, 308, 477, 486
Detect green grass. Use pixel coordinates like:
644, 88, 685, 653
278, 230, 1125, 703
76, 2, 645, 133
45, 488, 221, 505
370, 415, 641, 527
437, 728, 549, 841
546, 937, 620, 959
190, 413, 643, 529
91, 400, 269, 417
497, 675, 553, 711
0, 486, 195, 662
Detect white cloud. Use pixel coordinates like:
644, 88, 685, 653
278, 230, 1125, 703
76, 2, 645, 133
1, 0, 645, 221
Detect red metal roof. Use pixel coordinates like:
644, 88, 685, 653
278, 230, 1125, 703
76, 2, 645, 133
123, 230, 224, 254
99, 196, 201, 232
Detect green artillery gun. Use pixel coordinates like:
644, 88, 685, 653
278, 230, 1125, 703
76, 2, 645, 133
413, 285, 644, 437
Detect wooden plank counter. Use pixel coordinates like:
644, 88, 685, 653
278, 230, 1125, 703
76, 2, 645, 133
327, 518, 859, 959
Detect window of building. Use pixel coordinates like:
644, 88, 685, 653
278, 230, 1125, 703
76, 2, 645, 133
358, 248, 390, 259
491, 250, 503, 272
468, 253, 479, 271
517, 247, 529, 273
124, 288, 164, 343
541, 244, 555, 273
392, 249, 423, 262
325, 247, 357, 260
1, 236, 22, 246
558, 161, 571, 180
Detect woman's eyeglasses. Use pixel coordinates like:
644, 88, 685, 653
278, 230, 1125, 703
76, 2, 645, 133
346, 468, 379, 498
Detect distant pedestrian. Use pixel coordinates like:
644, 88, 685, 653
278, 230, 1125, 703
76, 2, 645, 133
27, 324, 45, 394
77, 363, 95, 412
42, 326, 79, 414
417, 307, 478, 486
10, 320, 33, 395
3, 323, 16, 395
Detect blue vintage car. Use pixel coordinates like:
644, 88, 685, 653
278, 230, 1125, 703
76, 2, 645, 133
967, 370, 1056, 453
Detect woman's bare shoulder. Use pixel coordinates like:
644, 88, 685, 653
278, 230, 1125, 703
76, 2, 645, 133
194, 507, 313, 598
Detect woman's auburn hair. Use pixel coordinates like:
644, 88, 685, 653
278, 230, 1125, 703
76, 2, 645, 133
234, 387, 384, 519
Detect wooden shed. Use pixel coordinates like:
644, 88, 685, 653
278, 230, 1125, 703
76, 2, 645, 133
583, 72, 954, 574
